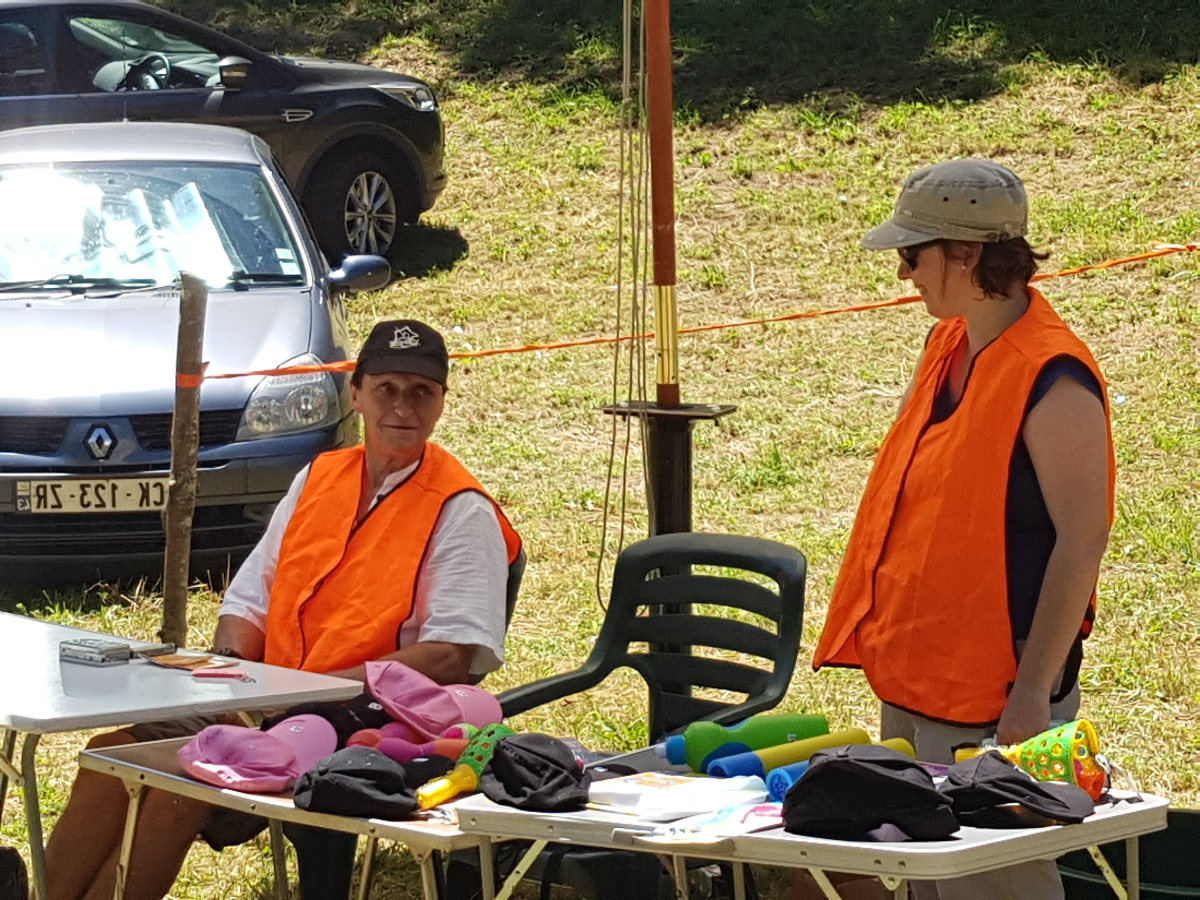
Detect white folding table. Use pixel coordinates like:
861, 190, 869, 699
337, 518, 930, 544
79, 738, 493, 900
0, 611, 361, 900
454, 789, 1169, 900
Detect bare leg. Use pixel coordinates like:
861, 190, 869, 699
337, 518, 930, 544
46, 731, 138, 900
47, 730, 212, 900
78, 788, 212, 900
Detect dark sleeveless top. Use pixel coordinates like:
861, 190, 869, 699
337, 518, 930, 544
929, 354, 1102, 642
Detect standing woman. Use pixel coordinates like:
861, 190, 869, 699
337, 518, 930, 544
813, 160, 1114, 899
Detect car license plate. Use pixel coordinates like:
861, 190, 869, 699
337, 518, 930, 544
15, 477, 169, 514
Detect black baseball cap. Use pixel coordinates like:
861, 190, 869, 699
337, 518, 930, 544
356, 319, 449, 386
480, 733, 592, 813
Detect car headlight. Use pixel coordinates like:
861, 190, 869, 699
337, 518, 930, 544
236, 353, 341, 441
374, 83, 438, 112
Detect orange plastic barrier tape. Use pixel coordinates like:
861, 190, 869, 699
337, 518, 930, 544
175, 362, 210, 389
201, 243, 1198, 380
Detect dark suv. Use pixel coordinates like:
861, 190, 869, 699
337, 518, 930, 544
0, 0, 445, 260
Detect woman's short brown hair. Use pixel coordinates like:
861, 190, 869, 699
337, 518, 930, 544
975, 237, 1048, 296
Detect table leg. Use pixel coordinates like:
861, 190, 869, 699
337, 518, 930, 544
808, 868, 845, 900
268, 820, 289, 900
0, 729, 17, 810
1126, 836, 1140, 900
1086, 845, 1129, 900
732, 862, 747, 900
113, 783, 146, 900
879, 875, 906, 899
356, 836, 378, 900
477, 838, 496, 900
491, 838, 547, 900
671, 855, 688, 900
21, 733, 48, 900
412, 848, 440, 900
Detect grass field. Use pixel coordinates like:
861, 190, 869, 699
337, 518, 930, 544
2, 1, 1198, 897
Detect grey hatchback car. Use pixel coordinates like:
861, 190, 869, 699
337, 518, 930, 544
0, 121, 388, 583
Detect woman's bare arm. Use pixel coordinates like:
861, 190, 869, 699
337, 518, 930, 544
997, 376, 1111, 744
211, 614, 266, 662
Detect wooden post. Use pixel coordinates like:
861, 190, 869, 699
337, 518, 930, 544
645, 0, 680, 409
160, 272, 207, 647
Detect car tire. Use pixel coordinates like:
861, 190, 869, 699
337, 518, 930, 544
305, 150, 408, 262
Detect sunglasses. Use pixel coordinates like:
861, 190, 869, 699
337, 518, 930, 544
897, 240, 940, 269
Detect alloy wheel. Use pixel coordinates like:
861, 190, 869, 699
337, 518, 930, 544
343, 171, 398, 255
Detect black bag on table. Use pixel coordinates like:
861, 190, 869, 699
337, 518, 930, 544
782, 744, 958, 841
293, 746, 453, 819
480, 733, 592, 813
938, 752, 1095, 828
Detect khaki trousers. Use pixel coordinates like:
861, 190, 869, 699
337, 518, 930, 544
880, 683, 1080, 900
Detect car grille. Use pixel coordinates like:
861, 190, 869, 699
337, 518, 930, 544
130, 411, 244, 451
0, 417, 70, 455
0, 412, 244, 455
0, 505, 264, 556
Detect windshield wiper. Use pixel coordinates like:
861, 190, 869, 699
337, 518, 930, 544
226, 270, 304, 290
0, 274, 159, 294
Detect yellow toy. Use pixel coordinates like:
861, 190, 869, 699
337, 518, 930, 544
955, 719, 1107, 800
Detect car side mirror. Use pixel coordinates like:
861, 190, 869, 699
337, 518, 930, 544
329, 255, 391, 292
217, 56, 253, 92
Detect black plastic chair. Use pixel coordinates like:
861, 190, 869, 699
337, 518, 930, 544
462, 532, 808, 900
499, 531, 808, 740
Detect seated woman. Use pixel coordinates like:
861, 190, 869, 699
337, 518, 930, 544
45, 320, 523, 900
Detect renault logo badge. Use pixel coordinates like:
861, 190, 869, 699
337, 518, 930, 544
85, 425, 116, 460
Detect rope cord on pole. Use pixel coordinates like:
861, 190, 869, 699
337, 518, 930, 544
594, 0, 655, 610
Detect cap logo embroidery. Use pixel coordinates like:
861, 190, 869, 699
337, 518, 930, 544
389, 326, 420, 350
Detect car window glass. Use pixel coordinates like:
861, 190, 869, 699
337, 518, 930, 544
0, 15, 52, 96
68, 16, 222, 93
0, 162, 305, 290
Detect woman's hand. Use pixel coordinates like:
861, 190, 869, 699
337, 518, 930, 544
996, 682, 1051, 745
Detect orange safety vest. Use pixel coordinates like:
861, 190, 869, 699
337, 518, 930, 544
813, 289, 1114, 726
263, 442, 522, 673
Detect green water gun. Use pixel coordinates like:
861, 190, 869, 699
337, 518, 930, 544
416, 722, 515, 809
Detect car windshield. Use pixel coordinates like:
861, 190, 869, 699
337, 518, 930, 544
0, 162, 305, 291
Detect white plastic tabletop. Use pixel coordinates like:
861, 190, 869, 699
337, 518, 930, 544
0, 611, 361, 733
78, 737, 483, 851
454, 790, 1169, 880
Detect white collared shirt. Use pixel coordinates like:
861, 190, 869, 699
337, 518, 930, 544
220, 459, 509, 675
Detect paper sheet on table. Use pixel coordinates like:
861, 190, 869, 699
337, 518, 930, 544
588, 772, 768, 822
637, 801, 783, 845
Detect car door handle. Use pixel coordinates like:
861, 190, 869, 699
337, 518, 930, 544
282, 109, 313, 123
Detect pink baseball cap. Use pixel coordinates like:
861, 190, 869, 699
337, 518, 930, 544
364, 661, 502, 742
178, 714, 338, 793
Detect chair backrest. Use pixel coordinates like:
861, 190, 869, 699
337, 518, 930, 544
504, 547, 526, 628
500, 532, 807, 742
469, 547, 525, 686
